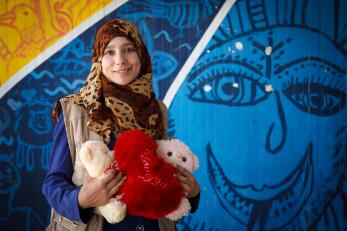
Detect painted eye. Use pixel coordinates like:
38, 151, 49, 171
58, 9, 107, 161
283, 83, 345, 116
167, 151, 172, 157
182, 157, 187, 162
28, 108, 52, 135
188, 73, 268, 106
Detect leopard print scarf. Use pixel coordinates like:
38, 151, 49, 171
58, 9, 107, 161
52, 19, 164, 143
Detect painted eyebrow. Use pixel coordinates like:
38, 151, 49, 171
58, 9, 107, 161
274, 57, 346, 76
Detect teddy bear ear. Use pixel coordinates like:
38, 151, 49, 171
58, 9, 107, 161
156, 140, 164, 147
192, 153, 199, 171
155, 140, 165, 155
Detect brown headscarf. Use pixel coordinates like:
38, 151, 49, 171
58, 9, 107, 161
52, 19, 164, 143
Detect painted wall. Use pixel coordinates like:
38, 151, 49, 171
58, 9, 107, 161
0, 0, 346, 230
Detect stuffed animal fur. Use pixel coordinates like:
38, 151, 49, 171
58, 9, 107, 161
72, 140, 126, 224
156, 138, 199, 220
72, 131, 198, 222
114, 129, 184, 219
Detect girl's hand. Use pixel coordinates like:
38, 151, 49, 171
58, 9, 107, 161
78, 170, 125, 209
175, 165, 200, 198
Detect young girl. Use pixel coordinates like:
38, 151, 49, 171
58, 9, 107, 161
42, 19, 200, 231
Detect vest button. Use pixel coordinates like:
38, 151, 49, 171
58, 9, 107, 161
136, 224, 144, 231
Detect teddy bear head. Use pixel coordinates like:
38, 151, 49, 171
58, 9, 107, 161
156, 139, 199, 173
79, 140, 114, 178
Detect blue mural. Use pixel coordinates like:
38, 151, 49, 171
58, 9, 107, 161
169, 0, 347, 230
0, 154, 45, 230
0, 0, 346, 230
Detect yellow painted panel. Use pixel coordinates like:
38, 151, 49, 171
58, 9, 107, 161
0, 0, 113, 86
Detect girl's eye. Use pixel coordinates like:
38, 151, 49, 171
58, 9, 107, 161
124, 47, 136, 53
105, 50, 114, 55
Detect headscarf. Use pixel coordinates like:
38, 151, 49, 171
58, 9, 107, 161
52, 19, 164, 143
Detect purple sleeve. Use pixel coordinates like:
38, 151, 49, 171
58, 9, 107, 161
188, 192, 200, 213
42, 113, 93, 223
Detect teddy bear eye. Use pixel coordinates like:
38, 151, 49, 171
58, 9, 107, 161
167, 151, 172, 157
182, 157, 187, 162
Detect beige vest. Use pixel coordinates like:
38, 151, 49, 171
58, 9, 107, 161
46, 100, 176, 231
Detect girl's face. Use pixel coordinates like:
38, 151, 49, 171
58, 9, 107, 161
101, 37, 141, 85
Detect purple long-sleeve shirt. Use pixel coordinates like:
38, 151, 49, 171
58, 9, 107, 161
42, 113, 200, 230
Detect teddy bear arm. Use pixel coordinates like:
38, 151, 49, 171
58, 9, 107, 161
95, 200, 126, 224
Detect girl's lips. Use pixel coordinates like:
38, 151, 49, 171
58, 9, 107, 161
113, 67, 130, 73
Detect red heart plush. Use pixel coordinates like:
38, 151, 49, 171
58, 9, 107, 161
114, 129, 184, 218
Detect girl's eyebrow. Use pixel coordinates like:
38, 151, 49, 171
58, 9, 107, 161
105, 43, 135, 50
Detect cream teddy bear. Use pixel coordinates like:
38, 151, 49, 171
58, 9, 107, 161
72, 140, 126, 224
156, 138, 199, 220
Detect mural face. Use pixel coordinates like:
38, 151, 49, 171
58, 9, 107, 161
14, 92, 53, 172
170, 9, 347, 231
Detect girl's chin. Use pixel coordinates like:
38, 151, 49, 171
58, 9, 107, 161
106, 77, 132, 85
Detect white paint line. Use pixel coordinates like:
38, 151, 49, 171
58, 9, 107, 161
163, 0, 237, 108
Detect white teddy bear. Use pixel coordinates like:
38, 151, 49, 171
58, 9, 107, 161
156, 138, 199, 220
72, 140, 126, 224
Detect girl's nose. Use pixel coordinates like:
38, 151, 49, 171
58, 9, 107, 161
115, 52, 125, 65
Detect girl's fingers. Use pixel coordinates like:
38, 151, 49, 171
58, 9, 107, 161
181, 183, 190, 197
176, 173, 188, 183
84, 173, 92, 182
175, 168, 200, 198
182, 183, 190, 191
109, 176, 126, 196
100, 171, 117, 184
176, 165, 190, 176
107, 172, 123, 185
105, 173, 124, 191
